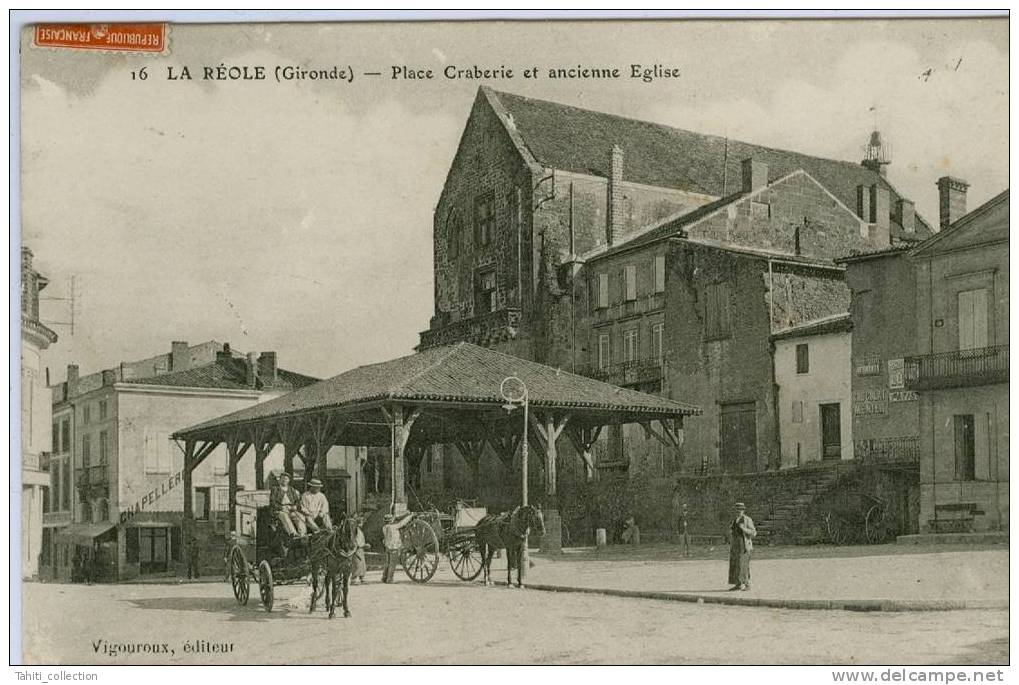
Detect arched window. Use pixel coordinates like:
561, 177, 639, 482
447, 210, 463, 260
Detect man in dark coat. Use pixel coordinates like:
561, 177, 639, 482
728, 502, 756, 591
269, 472, 306, 536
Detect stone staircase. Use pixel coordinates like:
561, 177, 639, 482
755, 465, 847, 545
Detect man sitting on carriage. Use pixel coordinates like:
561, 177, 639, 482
300, 478, 333, 532
269, 472, 307, 537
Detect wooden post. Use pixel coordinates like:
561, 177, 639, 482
528, 412, 570, 554
565, 424, 603, 482
182, 439, 196, 537
382, 404, 421, 514
225, 437, 251, 535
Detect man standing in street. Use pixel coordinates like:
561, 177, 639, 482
186, 532, 201, 579
381, 513, 411, 583
728, 502, 756, 591
677, 503, 692, 557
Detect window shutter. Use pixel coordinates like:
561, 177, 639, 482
126, 528, 139, 563
170, 526, 181, 562
598, 273, 609, 308
625, 265, 637, 301
655, 255, 666, 293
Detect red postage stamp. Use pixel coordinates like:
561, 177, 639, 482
33, 23, 166, 53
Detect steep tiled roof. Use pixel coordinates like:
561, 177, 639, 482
175, 343, 700, 438
487, 88, 933, 235
122, 357, 318, 392
834, 244, 913, 264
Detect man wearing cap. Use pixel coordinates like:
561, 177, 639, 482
381, 513, 412, 583
270, 472, 306, 537
301, 478, 332, 532
728, 502, 756, 591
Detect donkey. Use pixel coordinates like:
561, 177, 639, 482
474, 505, 545, 588
308, 517, 359, 618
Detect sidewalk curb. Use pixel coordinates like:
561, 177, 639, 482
513, 582, 1008, 612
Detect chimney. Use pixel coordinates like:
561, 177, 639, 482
896, 198, 915, 234
101, 369, 116, 386
171, 341, 190, 372
246, 352, 258, 388
856, 185, 872, 221
937, 176, 969, 230
67, 364, 79, 396
258, 352, 278, 384
741, 158, 768, 193
869, 184, 890, 247
607, 144, 624, 245
216, 342, 232, 363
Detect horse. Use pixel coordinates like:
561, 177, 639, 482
308, 517, 359, 618
474, 504, 545, 588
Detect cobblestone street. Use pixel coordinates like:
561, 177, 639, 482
21, 545, 1008, 665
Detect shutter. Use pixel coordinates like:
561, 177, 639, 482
598, 273, 608, 308
170, 526, 181, 562
126, 528, 139, 563
625, 265, 637, 301
973, 288, 988, 348
958, 290, 974, 350
655, 255, 666, 293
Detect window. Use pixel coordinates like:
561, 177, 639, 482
50, 465, 61, 512
144, 431, 172, 474
624, 265, 637, 301
651, 323, 664, 361
704, 282, 731, 340
474, 195, 495, 247
61, 419, 70, 453
796, 344, 810, 374
83, 405, 91, 425
52, 422, 59, 452
654, 255, 666, 293
598, 334, 611, 370
98, 430, 109, 464
953, 414, 975, 481
82, 433, 92, 467
194, 488, 211, 521
791, 400, 804, 423
447, 211, 462, 260
99, 400, 107, 421
623, 328, 639, 362
476, 269, 497, 314
43, 483, 51, 513
597, 273, 609, 309
62, 461, 71, 511
957, 288, 988, 350
214, 487, 229, 512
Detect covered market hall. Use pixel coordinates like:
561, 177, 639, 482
172, 342, 701, 551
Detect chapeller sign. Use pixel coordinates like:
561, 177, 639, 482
119, 470, 183, 524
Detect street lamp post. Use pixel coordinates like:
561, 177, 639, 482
500, 376, 529, 582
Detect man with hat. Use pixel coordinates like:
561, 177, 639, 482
300, 478, 332, 532
381, 513, 412, 583
728, 502, 756, 591
269, 472, 306, 537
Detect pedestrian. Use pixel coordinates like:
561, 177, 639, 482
728, 502, 756, 591
186, 532, 201, 579
352, 517, 368, 584
621, 515, 641, 545
677, 503, 692, 557
381, 513, 411, 583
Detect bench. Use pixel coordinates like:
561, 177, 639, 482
928, 503, 984, 533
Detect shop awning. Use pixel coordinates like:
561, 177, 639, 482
55, 521, 116, 543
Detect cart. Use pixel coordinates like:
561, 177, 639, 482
398, 500, 487, 583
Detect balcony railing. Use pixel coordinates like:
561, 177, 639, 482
418, 307, 522, 350
592, 293, 664, 324
854, 436, 920, 464
76, 464, 109, 488
904, 345, 1009, 391
578, 355, 666, 388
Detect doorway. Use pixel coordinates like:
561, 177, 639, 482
820, 403, 842, 460
720, 402, 757, 473
139, 527, 169, 574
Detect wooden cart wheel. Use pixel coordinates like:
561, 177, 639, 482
825, 511, 849, 546
401, 518, 440, 583
258, 560, 274, 611
448, 533, 484, 581
865, 504, 889, 544
229, 545, 249, 606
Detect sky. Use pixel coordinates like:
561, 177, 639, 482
19, 17, 1008, 381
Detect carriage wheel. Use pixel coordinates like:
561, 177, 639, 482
258, 560, 274, 612
401, 519, 440, 583
824, 512, 849, 546
448, 534, 484, 581
865, 505, 889, 544
229, 545, 249, 606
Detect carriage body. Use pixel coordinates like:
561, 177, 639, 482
228, 494, 317, 611
398, 500, 487, 583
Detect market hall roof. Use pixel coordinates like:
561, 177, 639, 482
174, 342, 701, 441
483, 87, 934, 236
